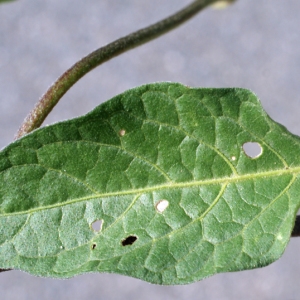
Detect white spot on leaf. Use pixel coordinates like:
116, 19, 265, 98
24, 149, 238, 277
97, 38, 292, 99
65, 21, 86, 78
119, 129, 126, 137
155, 200, 169, 213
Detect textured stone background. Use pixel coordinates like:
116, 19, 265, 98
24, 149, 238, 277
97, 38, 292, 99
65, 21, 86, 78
1, 0, 300, 299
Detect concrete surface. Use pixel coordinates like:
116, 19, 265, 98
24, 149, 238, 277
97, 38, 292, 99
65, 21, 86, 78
1, 0, 300, 299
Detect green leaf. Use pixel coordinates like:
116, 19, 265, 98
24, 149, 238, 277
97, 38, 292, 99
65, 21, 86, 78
0, 82, 299, 284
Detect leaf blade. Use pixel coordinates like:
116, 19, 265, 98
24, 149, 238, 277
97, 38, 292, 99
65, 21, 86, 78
0, 83, 299, 284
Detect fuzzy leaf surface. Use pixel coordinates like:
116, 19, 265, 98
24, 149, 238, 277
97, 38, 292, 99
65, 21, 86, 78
0, 83, 300, 284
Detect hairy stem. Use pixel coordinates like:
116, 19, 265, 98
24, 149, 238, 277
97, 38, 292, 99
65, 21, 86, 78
15, 0, 219, 139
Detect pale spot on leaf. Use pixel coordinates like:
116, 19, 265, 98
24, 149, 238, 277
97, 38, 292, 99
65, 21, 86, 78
156, 200, 169, 213
119, 129, 126, 137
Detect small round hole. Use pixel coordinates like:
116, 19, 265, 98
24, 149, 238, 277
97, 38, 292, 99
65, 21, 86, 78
91, 220, 103, 232
119, 129, 126, 137
91, 243, 97, 250
121, 235, 137, 246
242, 142, 262, 159
155, 200, 169, 213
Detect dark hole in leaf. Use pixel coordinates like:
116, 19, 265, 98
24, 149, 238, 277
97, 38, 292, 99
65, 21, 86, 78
91, 243, 97, 250
122, 235, 137, 246
91, 220, 103, 232
243, 142, 262, 158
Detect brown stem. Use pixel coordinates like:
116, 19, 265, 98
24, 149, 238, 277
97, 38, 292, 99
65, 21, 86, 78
15, 0, 219, 139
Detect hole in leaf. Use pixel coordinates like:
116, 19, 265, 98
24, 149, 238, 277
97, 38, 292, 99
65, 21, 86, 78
122, 235, 137, 246
242, 142, 262, 158
119, 129, 126, 137
155, 199, 169, 213
91, 243, 97, 250
91, 220, 103, 232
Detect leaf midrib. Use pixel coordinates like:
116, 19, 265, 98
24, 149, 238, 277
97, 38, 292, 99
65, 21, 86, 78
1, 166, 300, 218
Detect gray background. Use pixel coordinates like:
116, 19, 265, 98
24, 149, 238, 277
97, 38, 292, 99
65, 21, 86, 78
1, 0, 300, 299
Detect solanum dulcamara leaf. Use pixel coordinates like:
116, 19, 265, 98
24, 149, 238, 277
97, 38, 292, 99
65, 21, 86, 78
0, 83, 299, 284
